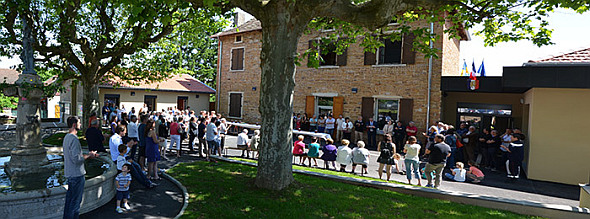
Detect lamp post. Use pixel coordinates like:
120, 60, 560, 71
4, 13, 50, 177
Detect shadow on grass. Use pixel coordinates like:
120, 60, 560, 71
168, 161, 539, 219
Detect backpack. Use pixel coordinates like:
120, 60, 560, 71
380, 142, 393, 158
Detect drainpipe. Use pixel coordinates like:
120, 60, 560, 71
216, 39, 222, 113
426, 22, 434, 130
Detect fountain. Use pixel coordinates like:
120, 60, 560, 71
0, 13, 116, 219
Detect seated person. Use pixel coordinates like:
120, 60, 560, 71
351, 141, 370, 175
292, 135, 308, 166
320, 138, 337, 170
444, 162, 466, 182
307, 137, 321, 167
466, 160, 485, 183
336, 139, 353, 172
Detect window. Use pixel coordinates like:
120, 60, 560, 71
316, 97, 333, 116
231, 48, 244, 71
177, 96, 188, 110
144, 95, 157, 112
376, 99, 399, 125
364, 33, 415, 65
235, 35, 242, 43
308, 39, 347, 67
228, 92, 242, 118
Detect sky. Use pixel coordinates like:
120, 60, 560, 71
460, 9, 590, 76
1, 9, 589, 76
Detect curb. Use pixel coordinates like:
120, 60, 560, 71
213, 155, 590, 219
161, 164, 190, 219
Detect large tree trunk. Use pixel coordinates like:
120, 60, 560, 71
254, 12, 307, 190
82, 81, 100, 130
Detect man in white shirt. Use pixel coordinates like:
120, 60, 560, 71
205, 117, 219, 161
336, 114, 345, 142
109, 126, 136, 162
117, 105, 127, 121
127, 115, 139, 160
325, 115, 336, 137
237, 129, 250, 158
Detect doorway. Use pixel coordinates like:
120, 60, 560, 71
177, 96, 188, 110
144, 95, 157, 112
456, 102, 513, 133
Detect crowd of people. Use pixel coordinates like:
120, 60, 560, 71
75, 105, 237, 215
290, 112, 526, 189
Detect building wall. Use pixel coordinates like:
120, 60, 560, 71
524, 88, 590, 185
442, 92, 524, 128
99, 88, 210, 113
217, 20, 462, 133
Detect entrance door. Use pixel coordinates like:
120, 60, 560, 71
104, 94, 120, 107
144, 95, 157, 112
228, 93, 242, 118
177, 96, 188, 110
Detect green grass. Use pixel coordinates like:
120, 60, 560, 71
230, 157, 395, 184
43, 132, 88, 147
168, 161, 540, 219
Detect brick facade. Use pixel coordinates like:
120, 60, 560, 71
215, 20, 464, 133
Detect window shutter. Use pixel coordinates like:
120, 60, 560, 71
333, 96, 344, 118
238, 48, 244, 70
336, 47, 348, 66
399, 98, 414, 124
364, 51, 376, 65
229, 93, 242, 117
305, 96, 315, 117
231, 49, 238, 70
402, 33, 416, 64
361, 97, 374, 121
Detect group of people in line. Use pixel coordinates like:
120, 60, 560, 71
290, 112, 526, 189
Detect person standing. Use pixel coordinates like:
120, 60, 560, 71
63, 116, 99, 219
366, 117, 377, 149
197, 117, 207, 158
336, 114, 345, 142
462, 126, 479, 163
424, 134, 451, 189
127, 115, 139, 160
85, 119, 106, 152
188, 117, 198, 152
206, 117, 219, 161
405, 121, 418, 140
325, 115, 336, 136
393, 121, 406, 153
342, 117, 353, 141
377, 134, 395, 181
137, 115, 148, 169
218, 118, 230, 154
169, 118, 182, 158
157, 115, 170, 160
403, 136, 421, 186
353, 116, 365, 143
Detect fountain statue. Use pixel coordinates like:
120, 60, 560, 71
0, 13, 116, 219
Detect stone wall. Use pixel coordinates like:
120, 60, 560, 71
216, 21, 461, 132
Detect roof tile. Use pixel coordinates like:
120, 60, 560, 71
528, 48, 590, 63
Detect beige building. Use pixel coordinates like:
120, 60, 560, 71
212, 19, 469, 137
60, 74, 215, 118
442, 48, 590, 185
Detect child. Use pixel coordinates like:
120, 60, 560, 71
421, 167, 434, 180
307, 137, 321, 167
115, 163, 132, 213
117, 144, 129, 171
393, 153, 405, 175
466, 160, 485, 183
444, 162, 466, 182
351, 141, 370, 175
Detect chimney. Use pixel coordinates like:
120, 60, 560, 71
234, 12, 246, 28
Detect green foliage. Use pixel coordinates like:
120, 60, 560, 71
168, 161, 539, 218
124, 8, 231, 88
0, 93, 17, 110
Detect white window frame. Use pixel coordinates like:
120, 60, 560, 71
313, 93, 338, 118
374, 32, 405, 66
373, 96, 401, 122
235, 35, 243, 43
230, 47, 245, 72
227, 92, 244, 119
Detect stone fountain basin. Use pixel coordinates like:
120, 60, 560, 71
0, 156, 117, 219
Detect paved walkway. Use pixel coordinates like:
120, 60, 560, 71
222, 135, 580, 207
82, 134, 581, 218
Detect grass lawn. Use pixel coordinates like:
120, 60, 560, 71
168, 161, 539, 218
230, 157, 395, 184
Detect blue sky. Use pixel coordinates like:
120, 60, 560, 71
2, 9, 589, 76
460, 9, 590, 76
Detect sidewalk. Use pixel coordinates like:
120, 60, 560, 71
223, 135, 580, 207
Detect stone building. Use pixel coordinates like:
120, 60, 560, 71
212, 19, 469, 133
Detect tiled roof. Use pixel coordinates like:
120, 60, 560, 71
0, 68, 19, 84
100, 74, 215, 94
211, 19, 261, 38
528, 48, 590, 63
